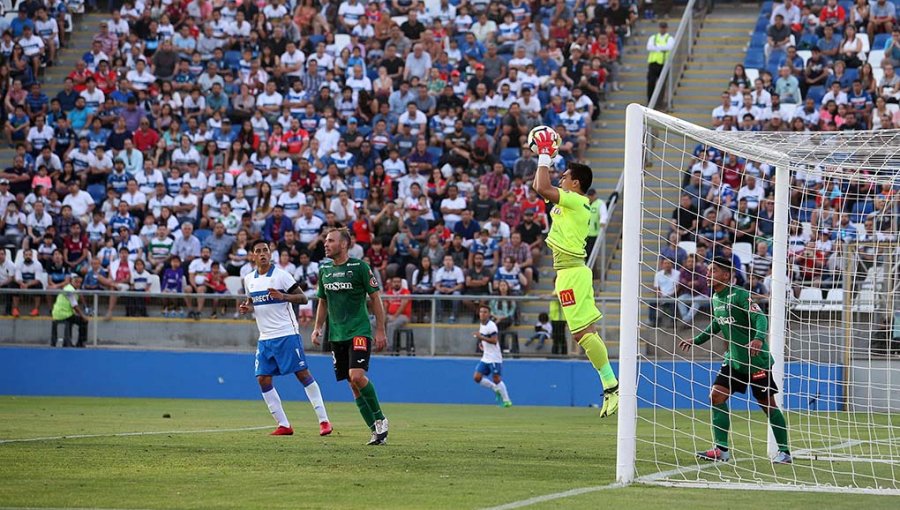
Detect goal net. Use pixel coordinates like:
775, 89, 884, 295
616, 104, 900, 495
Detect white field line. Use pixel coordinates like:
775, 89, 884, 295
0, 425, 271, 444
480, 483, 625, 510
483, 439, 876, 509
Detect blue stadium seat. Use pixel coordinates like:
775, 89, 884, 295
755, 16, 768, 33
224, 51, 241, 72
500, 148, 520, 170
750, 32, 768, 48
797, 199, 817, 223
851, 200, 874, 224
194, 229, 212, 243
845, 68, 859, 83
357, 125, 372, 137
744, 52, 765, 70
463, 126, 477, 138
426, 146, 443, 163
761, 0, 773, 16
873, 33, 891, 50
839, 1, 853, 14
799, 33, 819, 50
308, 34, 325, 47
806, 85, 826, 106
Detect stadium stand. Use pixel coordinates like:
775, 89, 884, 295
0, 0, 644, 351
639, 0, 900, 328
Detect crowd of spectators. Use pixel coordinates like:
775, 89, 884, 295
652, 0, 899, 326
0, 0, 629, 321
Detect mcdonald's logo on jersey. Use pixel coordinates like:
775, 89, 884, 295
559, 289, 576, 307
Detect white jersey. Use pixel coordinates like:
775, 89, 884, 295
244, 266, 300, 340
479, 319, 502, 363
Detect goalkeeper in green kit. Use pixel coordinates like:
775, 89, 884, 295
679, 256, 792, 464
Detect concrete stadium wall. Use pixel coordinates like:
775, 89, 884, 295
850, 360, 900, 412
0, 347, 843, 410
0, 317, 549, 356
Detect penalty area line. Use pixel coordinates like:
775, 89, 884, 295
481, 482, 625, 510
0, 425, 272, 445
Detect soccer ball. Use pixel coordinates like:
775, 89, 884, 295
527, 125, 560, 158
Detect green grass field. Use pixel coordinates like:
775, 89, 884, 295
0, 396, 897, 509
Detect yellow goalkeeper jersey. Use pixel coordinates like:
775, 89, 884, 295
546, 189, 591, 269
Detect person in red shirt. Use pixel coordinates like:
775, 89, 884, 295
351, 208, 373, 250
281, 118, 309, 157
63, 222, 90, 273
590, 32, 620, 91
132, 118, 160, 152
93, 61, 118, 96
520, 187, 548, 229
818, 0, 847, 35
365, 237, 389, 282
67, 61, 93, 93
383, 276, 412, 352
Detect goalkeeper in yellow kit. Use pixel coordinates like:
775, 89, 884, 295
531, 128, 619, 417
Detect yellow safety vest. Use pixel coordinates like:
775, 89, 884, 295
647, 33, 671, 65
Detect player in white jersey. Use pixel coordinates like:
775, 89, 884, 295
239, 239, 333, 436
472, 304, 512, 407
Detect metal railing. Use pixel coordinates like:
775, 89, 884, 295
0, 288, 623, 357
587, 172, 622, 282
589, 1, 710, 285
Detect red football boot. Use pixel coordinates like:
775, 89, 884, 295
270, 425, 294, 436
319, 421, 333, 436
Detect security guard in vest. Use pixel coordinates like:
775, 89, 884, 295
646, 21, 675, 102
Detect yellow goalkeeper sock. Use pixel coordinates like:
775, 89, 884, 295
578, 332, 618, 390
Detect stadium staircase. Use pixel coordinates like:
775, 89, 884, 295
0, 11, 105, 164
591, 6, 761, 348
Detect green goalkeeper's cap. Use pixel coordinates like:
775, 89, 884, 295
712, 256, 732, 273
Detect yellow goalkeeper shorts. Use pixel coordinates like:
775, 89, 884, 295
554, 265, 603, 334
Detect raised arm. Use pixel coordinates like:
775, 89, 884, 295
531, 130, 560, 204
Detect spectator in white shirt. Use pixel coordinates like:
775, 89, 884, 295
652, 258, 680, 325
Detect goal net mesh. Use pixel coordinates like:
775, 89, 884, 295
625, 107, 900, 494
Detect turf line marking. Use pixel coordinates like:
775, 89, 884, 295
481, 483, 625, 510
486, 440, 870, 508
0, 426, 271, 444
0, 507, 153, 510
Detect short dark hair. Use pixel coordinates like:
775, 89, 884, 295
567, 162, 593, 194
251, 239, 269, 251
712, 256, 732, 273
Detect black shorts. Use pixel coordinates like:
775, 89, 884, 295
331, 336, 372, 381
713, 363, 779, 401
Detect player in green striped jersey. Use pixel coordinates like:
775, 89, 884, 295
680, 256, 792, 464
312, 228, 390, 445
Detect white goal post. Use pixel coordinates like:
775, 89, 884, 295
617, 103, 900, 494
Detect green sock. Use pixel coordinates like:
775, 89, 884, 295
355, 396, 376, 431
712, 403, 730, 450
769, 408, 790, 453
578, 332, 618, 389
359, 381, 385, 421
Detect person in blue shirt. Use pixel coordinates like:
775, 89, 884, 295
25, 83, 48, 118
460, 32, 486, 61
210, 119, 236, 151
4, 105, 30, 145
107, 160, 132, 195
10, 9, 34, 38
478, 106, 502, 137
846, 79, 873, 127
